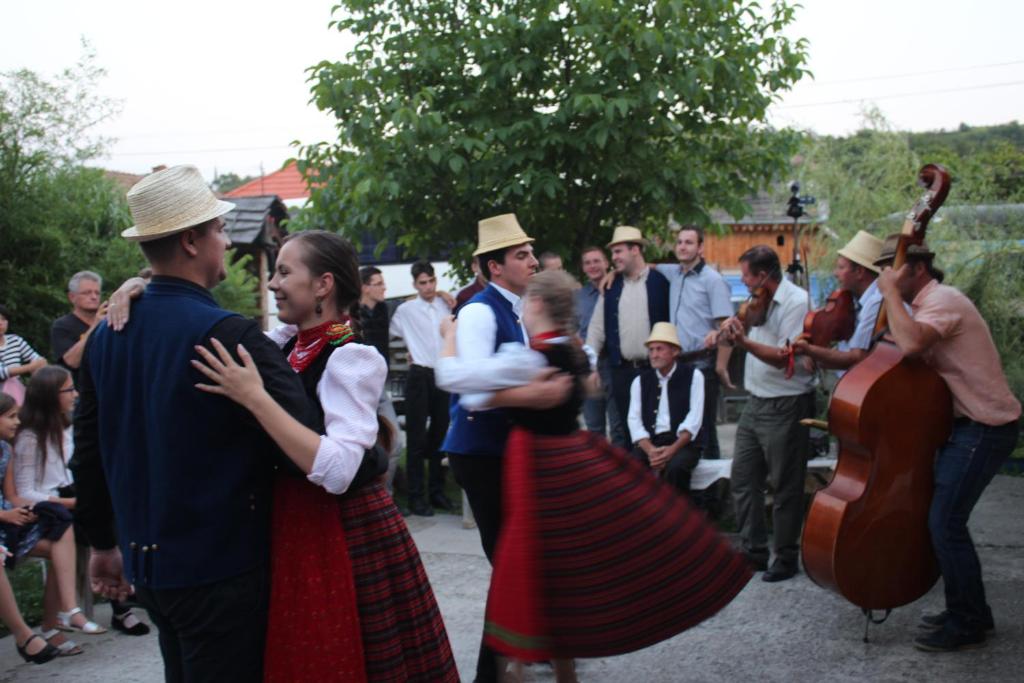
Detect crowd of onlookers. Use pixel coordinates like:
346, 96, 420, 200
1, 272, 150, 666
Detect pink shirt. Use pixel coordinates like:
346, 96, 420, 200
912, 280, 1021, 425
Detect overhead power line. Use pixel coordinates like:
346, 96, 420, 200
807, 59, 1024, 86
776, 80, 1024, 109
105, 144, 295, 157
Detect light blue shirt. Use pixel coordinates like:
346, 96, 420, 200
655, 261, 733, 355
838, 279, 883, 353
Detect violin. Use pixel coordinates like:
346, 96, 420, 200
720, 276, 776, 345
783, 288, 857, 378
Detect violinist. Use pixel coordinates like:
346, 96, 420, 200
717, 246, 816, 582
790, 231, 883, 375
875, 237, 1021, 653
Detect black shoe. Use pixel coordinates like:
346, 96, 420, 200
762, 561, 799, 583
409, 498, 435, 517
742, 551, 769, 572
919, 609, 995, 633
111, 609, 151, 636
914, 623, 987, 652
398, 505, 412, 517
17, 634, 59, 665
430, 493, 455, 512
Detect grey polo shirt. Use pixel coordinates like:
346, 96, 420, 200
655, 261, 734, 354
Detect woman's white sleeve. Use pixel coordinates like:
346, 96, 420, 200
307, 344, 387, 494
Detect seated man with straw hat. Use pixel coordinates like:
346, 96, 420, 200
70, 165, 316, 681
790, 230, 884, 375
627, 322, 705, 496
585, 226, 670, 447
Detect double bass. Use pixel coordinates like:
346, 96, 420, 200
801, 164, 953, 630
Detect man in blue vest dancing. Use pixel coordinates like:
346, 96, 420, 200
586, 226, 670, 447
70, 165, 315, 682
438, 213, 569, 683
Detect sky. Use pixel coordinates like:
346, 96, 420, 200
2, 0, 1022, 182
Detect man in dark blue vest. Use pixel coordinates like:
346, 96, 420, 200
627, 322, 706, 496
438, 213, 569, 683
585, 226, 670, 447
70, 165, 315, 682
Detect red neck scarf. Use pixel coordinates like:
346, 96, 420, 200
529, 330, 566, 352
288, 320, 355, 373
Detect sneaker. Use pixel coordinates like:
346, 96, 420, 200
761, 560, 799, 583
919, 610, 995, 633
913, 623, 986, 652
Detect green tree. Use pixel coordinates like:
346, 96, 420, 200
298, 0, 808, 272
0, 50, 144, 357
212, 171, 256, 194
211, 250, 263, 319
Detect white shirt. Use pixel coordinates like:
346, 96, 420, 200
389, 295, 450, 368
744, 278, 817, 398
266, 325, 385, 495
12, 428, 74, 504
627, 363, 705, 444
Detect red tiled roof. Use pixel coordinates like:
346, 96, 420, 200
224, 161, 313, 200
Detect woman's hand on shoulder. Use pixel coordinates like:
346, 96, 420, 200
108, 277, 148, 332
191, 337, 266, 410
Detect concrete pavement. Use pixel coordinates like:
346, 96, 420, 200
2, 436, 1022, 681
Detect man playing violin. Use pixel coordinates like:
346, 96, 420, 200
875, 237, 1021, 653
791, 231, 883, 375
718, 245, 816, 582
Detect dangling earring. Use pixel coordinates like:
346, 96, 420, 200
315, 297, 323, 316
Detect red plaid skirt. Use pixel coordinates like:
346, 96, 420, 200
484, 428, 752, 660
338, 480, 459, 683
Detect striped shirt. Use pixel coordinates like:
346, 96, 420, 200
0, 334, 42, 381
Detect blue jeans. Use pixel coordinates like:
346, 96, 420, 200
930, 418, 1019, 632
583, 357, 627, 449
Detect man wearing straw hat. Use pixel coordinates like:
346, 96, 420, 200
585, 226, 670, 446
70, 165, 315, 681
627, 322, 706, 496
791, 230, 884, 376
437, 213, 569, 683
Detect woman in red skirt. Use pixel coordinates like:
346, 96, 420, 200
193, 231, 457, 683
438, 270, 752, 681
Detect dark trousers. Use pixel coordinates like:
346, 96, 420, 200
447, 454, 503, 683
611, 363, 646, 446
731, 392, 815, 566
930, 419, 1019, 633
630, 432, 702, 495
405, 365, 450, 502
583, 356, 627, 448
695, 363, 722, 459
134, 566, 269, 683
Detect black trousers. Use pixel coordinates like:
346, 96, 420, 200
691, 362, 722, 460
405, 365, 450, 501
448, 453, 503, 683
134, 566, 269, 683
611, 363, 646, 445
630, 432, 703, 495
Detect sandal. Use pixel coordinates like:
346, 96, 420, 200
111, 609, 151, 636
42, 628, 84, 656
57, 607, 107, 634
16, 634, 59, 664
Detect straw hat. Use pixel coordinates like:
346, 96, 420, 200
122, 165, 236, 242
873, 234, 935, 267
473, 213, 534, 256
645, 322, 682, 349
837, 230, 885, 273
607, 225, 647, 248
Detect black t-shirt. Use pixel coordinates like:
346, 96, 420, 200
51, 313, 90, 385
359, 302, 390, 368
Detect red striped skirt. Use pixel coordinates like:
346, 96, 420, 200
338, 480, 459, 683
484, 428, 752, 660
